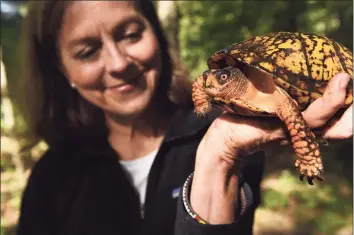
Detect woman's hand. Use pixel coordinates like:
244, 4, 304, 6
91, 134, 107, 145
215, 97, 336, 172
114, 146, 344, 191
303, 72, 352, 139
190, 72, 352, 224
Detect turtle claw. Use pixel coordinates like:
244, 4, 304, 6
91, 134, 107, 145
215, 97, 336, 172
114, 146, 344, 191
299, 173, 321, 185
307, 177, 314, 185
315, 175, 325, 181
299, 174, 305, 181
317, 137, 329, 147
297, 166, 324, 185
314, 131, 329, 147
299, 173, 314, 185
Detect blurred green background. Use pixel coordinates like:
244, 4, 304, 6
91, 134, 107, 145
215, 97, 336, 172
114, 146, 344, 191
1, 1, 353, 235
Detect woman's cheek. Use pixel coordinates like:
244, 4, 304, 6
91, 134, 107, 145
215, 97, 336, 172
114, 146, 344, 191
70, 63, 103, 88
133, 36, 160, 64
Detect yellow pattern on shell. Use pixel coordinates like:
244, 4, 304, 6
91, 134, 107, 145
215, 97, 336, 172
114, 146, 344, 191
208, 32, 353, 110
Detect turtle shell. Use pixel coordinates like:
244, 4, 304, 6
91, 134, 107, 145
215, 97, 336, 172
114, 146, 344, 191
207, 32, 353, 111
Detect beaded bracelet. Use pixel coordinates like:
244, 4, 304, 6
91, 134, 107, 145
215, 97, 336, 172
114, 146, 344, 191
182, 172, 208, 224
182, 172, 248, 225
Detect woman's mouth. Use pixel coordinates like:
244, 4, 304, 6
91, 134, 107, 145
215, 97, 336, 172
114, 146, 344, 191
107, 75, 142, 93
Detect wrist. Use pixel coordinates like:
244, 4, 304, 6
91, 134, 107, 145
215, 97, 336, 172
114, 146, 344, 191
190, 163, 239, 224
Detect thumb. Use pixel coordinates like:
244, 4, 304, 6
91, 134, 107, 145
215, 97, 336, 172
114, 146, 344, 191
302, 72, 350, 128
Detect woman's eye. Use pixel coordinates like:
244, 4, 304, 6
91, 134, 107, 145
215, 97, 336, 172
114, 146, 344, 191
75, 47, 97, 60
124, 31, 142, 42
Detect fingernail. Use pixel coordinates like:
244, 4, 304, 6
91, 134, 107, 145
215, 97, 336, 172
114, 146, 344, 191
339, 74, 350, 89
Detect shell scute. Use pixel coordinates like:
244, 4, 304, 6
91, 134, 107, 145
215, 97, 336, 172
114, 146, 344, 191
207, 32, 353, 109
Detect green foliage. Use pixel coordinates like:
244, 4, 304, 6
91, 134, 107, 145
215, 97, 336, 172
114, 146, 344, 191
315, 212, 348, 235
263, 189, 288, 210
178, 0, 353, 79
1, 13, 28, 134
260, 169, 353, 234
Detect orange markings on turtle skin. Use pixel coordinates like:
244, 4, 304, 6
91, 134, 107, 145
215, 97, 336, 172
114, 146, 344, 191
192, 81, 211, 115
311, 166, 317, 173
314, 150, 320, 156
292, 135, 301, 142
290, 129, 298, 136
302, 154, 314, 161
295, 148, 306, 155
301, 166, 308, 172
298, 131, 306, 138
294, 140, 308, 148
288, 123, 295, 130
294, 123, 301, 130
285, 116, 295, 124
310, 144, 316, 149
303, 148, 310, 154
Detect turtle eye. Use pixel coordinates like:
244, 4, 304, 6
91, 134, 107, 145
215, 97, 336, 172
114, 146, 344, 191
220, 73, 229, 81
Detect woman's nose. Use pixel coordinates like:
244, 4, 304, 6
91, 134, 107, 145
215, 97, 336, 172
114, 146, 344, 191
104, 43, 131, 75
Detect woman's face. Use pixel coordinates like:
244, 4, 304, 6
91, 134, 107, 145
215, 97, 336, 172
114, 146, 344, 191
58, 1, 162, 118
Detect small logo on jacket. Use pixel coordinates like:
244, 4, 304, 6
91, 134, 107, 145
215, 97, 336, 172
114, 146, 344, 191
172, 187, 181, 198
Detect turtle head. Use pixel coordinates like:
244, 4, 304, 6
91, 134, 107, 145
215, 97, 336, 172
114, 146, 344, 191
192, 66, 250, 117
201, 66, 249, 99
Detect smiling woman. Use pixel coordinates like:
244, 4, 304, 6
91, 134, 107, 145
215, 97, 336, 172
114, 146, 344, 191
58, 2, 163, 119
17, 1, 353, 235
19, 1, 191, 146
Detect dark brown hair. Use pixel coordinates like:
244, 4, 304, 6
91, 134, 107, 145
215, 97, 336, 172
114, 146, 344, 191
19, 0, 193, 149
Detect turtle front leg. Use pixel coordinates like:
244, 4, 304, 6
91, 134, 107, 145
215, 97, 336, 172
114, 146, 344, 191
276, 89, 324, 185
192, 76, 212, 117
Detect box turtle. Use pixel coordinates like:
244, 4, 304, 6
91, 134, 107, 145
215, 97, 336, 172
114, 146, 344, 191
192, 32, 353, 185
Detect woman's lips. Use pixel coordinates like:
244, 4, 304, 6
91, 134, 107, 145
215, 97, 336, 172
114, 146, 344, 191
107, 75, 141, 93
115, 83, 135, 92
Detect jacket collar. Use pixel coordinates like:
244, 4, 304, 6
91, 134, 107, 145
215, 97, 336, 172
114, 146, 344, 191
55, 107, 222, 160
164, 108, 221, 142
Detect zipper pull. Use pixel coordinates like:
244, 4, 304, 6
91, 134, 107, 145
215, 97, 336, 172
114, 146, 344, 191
140, 204, 145, 219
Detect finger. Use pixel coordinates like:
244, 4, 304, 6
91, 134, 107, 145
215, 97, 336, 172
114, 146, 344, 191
302, 73, 350, 128
323, 104, 353, 139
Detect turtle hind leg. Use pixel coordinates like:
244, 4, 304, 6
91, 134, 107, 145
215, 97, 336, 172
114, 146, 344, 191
275, 88, 325, 185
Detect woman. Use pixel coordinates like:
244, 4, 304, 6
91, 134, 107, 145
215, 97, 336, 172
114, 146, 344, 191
17, 1, 352, 235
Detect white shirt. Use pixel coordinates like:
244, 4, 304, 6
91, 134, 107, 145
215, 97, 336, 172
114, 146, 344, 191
119, 149, 158, 217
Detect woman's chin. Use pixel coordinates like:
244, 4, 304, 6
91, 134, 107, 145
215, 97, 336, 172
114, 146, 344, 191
103, 96, 152, 119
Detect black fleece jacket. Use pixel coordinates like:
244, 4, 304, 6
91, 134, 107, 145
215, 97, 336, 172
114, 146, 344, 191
17, 108, 265, 235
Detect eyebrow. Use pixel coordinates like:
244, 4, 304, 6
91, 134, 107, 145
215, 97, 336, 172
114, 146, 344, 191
66, 17, 145, 49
